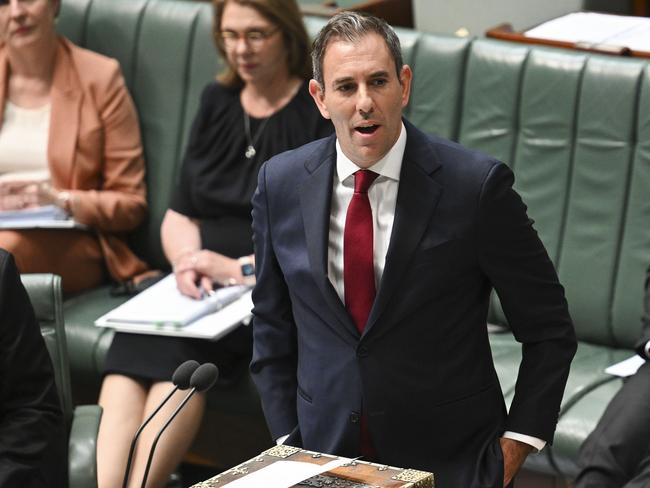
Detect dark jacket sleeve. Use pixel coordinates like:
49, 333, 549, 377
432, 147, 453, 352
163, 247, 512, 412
0, 251, 67, 487
477, 163, 577, 443
249, 163, 300, 441
635, 266, 650, 359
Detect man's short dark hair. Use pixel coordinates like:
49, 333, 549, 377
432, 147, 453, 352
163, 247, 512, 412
311, 11, 404, 90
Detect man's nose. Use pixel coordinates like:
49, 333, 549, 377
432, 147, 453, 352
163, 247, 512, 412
356, 86, 374, 117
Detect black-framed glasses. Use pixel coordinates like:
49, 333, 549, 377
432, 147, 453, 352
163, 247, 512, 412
220, 27, 280, 49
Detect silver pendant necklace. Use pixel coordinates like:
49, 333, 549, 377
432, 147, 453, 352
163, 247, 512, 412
244, 111, 271, 159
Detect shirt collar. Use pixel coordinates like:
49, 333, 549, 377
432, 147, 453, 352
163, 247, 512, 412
335, 121, 406, 184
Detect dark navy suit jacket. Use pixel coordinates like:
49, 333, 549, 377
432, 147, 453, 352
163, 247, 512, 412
250, 120, 577, 487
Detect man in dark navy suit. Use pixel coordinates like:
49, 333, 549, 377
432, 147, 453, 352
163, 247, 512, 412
250, 12, 576, 488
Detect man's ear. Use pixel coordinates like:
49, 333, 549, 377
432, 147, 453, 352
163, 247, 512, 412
399, 64, 413, 109
309, 79, 331, 119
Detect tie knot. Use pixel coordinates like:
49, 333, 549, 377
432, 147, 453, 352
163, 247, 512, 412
354, 170, 378, 194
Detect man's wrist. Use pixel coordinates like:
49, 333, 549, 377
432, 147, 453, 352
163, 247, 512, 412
502, 431, 546, 452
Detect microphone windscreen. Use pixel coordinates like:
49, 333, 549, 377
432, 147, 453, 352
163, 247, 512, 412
172, 360, 200, 390
190, 363, 219, 392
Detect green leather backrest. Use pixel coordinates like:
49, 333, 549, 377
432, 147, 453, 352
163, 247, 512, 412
20, 274, 74, 429
179, 5, 224, 156
459, 40, 529, 165
58, 0, 650, 349
457, 39, 650, 348
59, 0, 216, 269
610, 64, 650, 347
405, 33, 470, 139
557, 56, 644, 345
57, 0, 91, 45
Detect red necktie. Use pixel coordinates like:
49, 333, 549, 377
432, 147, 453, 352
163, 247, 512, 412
343, 169, 379, 460
344, 170, 379, 334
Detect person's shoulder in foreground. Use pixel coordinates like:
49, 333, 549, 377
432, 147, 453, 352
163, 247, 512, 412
0, 249, 67, 487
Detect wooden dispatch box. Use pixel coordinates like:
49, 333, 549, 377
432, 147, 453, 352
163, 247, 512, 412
191, 445, 434, 487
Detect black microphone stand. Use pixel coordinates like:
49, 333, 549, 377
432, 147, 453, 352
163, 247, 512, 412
121, 386, 179, 488
139, 387, 199, 488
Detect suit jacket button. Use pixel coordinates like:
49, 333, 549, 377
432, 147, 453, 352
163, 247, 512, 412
357, 346, 369, 358
350, 413, 360, 423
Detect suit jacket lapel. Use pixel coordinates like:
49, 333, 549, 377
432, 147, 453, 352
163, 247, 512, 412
48, 39, 82, 188
300, 136, 360, 341
364, 121, 443, 336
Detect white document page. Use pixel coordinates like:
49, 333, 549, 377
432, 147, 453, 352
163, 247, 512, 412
607, 23, 650, 51
0, 204, 85, 229
221, 458, 351, 488
98, 274, 246, 326
525, 12, 650, 51
95, 290, 253, 340
605, 355, 645, 378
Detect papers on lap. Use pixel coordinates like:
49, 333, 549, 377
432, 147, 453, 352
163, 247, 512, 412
605, 354, 646, 378
95, 274, 253, 340
0, 204, 84, 229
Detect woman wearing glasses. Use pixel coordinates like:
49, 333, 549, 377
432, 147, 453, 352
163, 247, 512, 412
0, 0, 147, 294
97, 0, 332, 486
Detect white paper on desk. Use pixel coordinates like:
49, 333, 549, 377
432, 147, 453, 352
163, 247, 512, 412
525, 12, 650, 48
605, 355, 645, 378
221, 458, 351, 488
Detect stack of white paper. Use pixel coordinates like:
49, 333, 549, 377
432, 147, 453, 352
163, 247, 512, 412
95, 274, 253, 340
0, 204, 83, 229
525, 12, 650, 52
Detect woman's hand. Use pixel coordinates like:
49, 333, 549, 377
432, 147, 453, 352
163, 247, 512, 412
173, 250, 255, 299
0, 177, 68, 211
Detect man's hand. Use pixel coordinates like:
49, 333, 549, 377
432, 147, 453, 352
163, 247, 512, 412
499, 437, 533, 486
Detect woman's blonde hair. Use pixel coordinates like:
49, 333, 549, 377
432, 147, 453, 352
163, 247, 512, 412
212, 0, 311, 87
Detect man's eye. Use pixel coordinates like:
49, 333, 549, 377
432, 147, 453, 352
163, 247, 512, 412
336, 84, 354, 92
372, 78, 387, 87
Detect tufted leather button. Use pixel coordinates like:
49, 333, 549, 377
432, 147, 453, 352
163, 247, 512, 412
349, 412, 360, 424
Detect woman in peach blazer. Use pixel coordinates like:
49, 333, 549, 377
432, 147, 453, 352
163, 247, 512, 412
0, 0, 147, 293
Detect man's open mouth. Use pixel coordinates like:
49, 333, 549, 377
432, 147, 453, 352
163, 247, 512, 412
355, 125, 379, 135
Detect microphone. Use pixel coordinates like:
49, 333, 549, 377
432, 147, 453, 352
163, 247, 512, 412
140, 363, 219, 488
121, 360, 200, 488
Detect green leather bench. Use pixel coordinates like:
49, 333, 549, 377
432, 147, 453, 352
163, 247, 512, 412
57, 0, 650, 478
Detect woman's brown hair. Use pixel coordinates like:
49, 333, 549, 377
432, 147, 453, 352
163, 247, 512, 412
212, 0, 311, 87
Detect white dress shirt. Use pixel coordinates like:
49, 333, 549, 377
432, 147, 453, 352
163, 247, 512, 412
327, 124, 406, 301
281, 123, 546, 452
